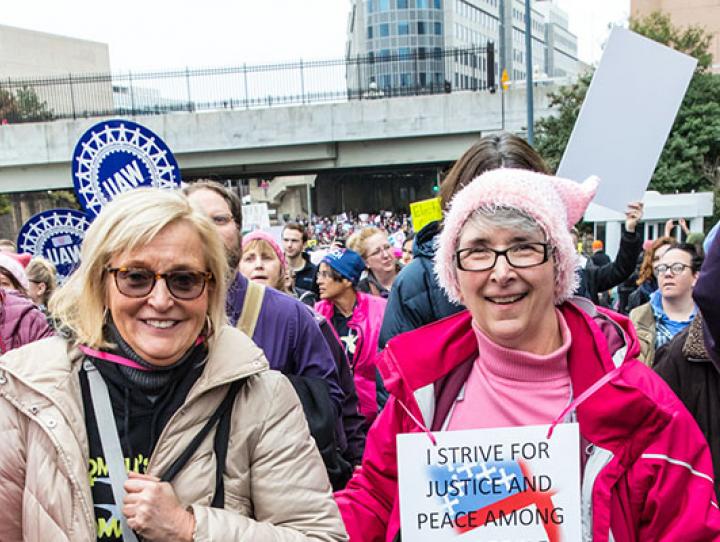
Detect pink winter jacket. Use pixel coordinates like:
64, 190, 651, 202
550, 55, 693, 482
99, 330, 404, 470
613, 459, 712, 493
335, 298, 720, 541
0, 289, 53, 353
316, 291, 387, 425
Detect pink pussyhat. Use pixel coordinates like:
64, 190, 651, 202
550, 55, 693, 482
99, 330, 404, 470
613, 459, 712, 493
435, 168, 599, 305
242, 230, 287, 268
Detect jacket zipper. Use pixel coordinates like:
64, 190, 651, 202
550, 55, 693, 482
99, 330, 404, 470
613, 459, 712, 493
581, 443, 614, 542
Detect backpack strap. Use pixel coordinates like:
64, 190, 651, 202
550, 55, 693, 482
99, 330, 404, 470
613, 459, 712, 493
237, 281, 266, 338
160, 380, 243, 489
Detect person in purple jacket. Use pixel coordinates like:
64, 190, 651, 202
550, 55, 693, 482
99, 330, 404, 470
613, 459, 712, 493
184, 181, 344, 416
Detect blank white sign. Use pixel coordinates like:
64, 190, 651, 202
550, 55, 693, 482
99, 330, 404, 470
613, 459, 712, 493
557, 27, 696, 213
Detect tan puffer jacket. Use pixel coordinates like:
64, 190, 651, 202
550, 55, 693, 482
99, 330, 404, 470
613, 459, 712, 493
0, 326, 348, 542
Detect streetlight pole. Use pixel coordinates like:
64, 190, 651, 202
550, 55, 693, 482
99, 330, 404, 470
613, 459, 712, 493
524, 0, 534, 144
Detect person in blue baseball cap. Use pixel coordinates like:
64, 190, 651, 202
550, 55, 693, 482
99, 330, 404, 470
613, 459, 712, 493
315, 249, 387, 428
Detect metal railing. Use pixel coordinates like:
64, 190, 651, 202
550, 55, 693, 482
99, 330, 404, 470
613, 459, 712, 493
0, 45, 494, 123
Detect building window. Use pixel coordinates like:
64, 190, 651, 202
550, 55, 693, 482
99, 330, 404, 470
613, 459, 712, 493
418, 47, 427, 59
378, 49, 391, 60
434, 0, 442, 7
418, 21, 427, 34
381, 74, 392, 88
401, 73, 413, 86
367, 26, 373, 39
399, 47, 412, 59
420, 72, 428, 86
398, 22, 410, 35
434, 22, 442, 35
398, 0, 408, 7
378, 0, 390, 11
379, 23, 390, 37
417, 0, 429, 7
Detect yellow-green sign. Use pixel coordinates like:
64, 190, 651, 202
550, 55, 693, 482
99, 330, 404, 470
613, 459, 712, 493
410, 197, 443, 232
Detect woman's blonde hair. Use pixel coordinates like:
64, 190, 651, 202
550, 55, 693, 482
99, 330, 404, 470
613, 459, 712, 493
347, 226, 384, 260
49, 188, 229, 349
242, 238, 287, 292
26, 256, 57, 305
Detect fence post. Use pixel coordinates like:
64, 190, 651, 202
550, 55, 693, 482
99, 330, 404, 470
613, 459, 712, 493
243, 63, 249, 109
129, 71, 136, 116
68, 73, 77, 120
185, 67, 192, 112
299, 59, 306, 104
356, 55, 361, 100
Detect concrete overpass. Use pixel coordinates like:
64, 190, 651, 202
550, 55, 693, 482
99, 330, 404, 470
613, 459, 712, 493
0, 86, 556, 193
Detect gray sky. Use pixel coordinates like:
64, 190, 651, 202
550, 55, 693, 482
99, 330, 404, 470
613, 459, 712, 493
3, 0, 629, 72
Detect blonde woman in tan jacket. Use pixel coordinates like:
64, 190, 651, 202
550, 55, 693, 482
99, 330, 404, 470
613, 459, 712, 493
0, 189, 347, 542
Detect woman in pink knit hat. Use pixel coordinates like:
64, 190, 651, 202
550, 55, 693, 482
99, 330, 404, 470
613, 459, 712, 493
239, 230, 289, 292
336, 168, 720, 541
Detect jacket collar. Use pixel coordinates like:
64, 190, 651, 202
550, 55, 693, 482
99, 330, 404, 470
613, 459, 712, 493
380, 298, 671, 458
2, 326, 268, 408
683, 315, 715, 364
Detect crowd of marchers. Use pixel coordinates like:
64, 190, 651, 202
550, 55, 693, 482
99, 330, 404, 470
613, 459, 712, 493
0, 133, 719, 541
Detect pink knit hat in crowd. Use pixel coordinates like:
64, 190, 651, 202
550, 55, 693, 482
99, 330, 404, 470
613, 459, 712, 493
242, 230, 287, 268
435, 168, 599, 305
0, 253, 30, 292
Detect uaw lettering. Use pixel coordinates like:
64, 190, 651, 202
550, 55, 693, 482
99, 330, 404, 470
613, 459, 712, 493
396, 425, 582, 541
72, 119, 181, 219
16, 209, 90, 283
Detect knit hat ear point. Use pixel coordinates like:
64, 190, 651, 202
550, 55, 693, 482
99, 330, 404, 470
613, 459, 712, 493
554, 175, 600, 228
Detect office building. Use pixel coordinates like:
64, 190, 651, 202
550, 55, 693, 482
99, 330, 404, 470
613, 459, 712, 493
0, 24, 112, 117
631, 0, 720, 72
346, 0, 581, 94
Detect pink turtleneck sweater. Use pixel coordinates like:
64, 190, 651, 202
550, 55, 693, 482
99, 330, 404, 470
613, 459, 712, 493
448, 310, 572, 431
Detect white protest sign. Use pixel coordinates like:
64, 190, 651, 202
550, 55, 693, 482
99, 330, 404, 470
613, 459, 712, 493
242, 203, 271, 232
397, 424, 581, 541
557, 27, 696, 213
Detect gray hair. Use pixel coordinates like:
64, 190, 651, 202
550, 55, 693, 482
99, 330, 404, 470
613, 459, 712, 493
461, 206, 546, 248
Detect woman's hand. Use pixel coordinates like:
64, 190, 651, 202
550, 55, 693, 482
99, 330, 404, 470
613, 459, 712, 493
123, 471, 195, 542
664, 218, 675, 238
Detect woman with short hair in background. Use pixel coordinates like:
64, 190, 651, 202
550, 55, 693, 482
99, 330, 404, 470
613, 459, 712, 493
25, 256, 57, 310
347, 227, 398, 298
626, 236, 675, 313
630, 243, 703, 366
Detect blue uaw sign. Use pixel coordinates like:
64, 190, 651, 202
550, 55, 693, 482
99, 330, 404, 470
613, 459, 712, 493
72, 119, 181, 219
17, 209, 90, 283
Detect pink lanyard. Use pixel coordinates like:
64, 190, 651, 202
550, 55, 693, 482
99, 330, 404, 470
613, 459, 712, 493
78, 337, 205, 372
78, 345, 150, 371
546, 364, 626, 439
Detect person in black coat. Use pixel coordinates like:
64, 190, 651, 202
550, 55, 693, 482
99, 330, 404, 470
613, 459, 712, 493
572, 202, 644, 307
655, 227, 720, 500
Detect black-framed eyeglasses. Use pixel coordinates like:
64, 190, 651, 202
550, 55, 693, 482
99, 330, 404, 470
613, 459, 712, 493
455, 243, 550, 272
106, 267, 213, 300
654, 263, 691, 277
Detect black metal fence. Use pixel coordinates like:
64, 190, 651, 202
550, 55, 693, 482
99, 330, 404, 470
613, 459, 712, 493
0, 45, 494, 123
